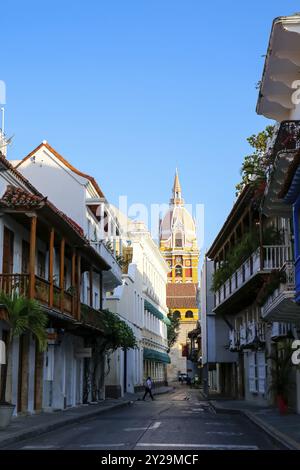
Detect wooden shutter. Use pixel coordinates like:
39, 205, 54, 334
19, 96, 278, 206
2, 227, 14, 274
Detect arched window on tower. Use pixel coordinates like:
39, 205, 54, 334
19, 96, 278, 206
175, 265, 182, 277
173, 311, 181, 320
175, 232, 183, 248
185, 310, 194, 319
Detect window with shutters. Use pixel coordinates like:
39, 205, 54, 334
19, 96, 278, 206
257, 351, 266, 394
248, 352, 257, 393
248, 351, 266, 394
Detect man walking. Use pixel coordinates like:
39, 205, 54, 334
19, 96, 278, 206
142, 376, 154, 401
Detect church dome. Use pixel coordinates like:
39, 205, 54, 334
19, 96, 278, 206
160, 170, 197, 249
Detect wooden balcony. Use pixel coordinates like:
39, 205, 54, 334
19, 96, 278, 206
214, 246, 291, 313
0, 273, 76, 318
229, 321, 265, 352
261, 261, 300, 322
80, 303, 106, 332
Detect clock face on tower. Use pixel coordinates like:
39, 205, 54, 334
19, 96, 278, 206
176, 256, 182, 264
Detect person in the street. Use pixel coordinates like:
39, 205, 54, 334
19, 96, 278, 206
142, 376, 154, 401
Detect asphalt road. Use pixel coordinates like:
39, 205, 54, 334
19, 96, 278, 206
4, 388, 279, 450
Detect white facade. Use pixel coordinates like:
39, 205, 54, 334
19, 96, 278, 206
105, 263, 144, 397
201, 258, 237, 395
106, 219, 169, 394
13, 141, 123, 293
0, 149, 127, 414
0, 160, 87, 413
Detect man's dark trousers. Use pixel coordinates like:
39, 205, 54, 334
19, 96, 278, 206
143, 387, 154, 400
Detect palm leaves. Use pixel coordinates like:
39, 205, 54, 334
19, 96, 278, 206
268, 341, 295, 403
0, 291, 47, 351
0, 291, 48, 403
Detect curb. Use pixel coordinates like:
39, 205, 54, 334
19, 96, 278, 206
0, 401, 131, 449
209, 401, 300, 450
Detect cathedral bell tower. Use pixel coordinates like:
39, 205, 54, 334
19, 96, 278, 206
159, 170, 199, 381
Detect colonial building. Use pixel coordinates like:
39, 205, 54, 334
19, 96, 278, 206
12, 141, 123, 295
13, 142, 170, 398
160, 171, 199, 381
106, 216, 170, 395
0, 153, 117, 414
255, 13, 300, 412
200, 257, 237, 397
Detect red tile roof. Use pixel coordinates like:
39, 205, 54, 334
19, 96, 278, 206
0, 185, 85, 238
166, 283, 198, 309
0, 185, 45, 209
0, 152, 43, 196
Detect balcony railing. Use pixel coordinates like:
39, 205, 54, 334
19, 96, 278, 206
0, 273, 29, 296
90, 241, 123, 285
229, 321, 266, 352
271, 322, 294, 340
261, 261, 299, 321
215, 245, 291, 308
80, 303, 106, 331
272, 120, 300, 157
0, 274, 76, 318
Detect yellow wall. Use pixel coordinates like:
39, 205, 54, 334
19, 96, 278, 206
169, 308, 198, 323
160, 246, 199, 284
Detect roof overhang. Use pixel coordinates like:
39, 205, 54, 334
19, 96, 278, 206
257, 15, 300, 121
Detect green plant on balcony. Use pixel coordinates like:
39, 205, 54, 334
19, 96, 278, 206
66, 285, 76, 296
236, 125, 275, 196
104, 240, 114, 254
211, 226, 284, 293
115, 254, 126, 268
35, 281, 48, 301
53, 289, 61, 306
256, 270, 286, 307
0, 291, 47, 426
211, 230, 259, 292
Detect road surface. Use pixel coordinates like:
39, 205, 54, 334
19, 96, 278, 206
4, 388, 279, 450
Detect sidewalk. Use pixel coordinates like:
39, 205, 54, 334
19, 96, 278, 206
209, 398, 300, 450
0, 386, 174, 449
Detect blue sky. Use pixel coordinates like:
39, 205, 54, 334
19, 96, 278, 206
1, 1, 299, 254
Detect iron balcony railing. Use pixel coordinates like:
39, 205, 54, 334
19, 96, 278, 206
215, 245, 292, 308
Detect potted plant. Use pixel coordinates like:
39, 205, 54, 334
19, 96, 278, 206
268, 342, 295, 415
0, 291, 47, 428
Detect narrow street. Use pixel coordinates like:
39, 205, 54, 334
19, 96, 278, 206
3, 388, 279, 450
